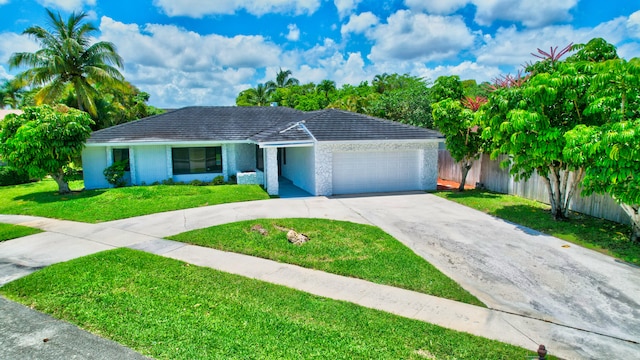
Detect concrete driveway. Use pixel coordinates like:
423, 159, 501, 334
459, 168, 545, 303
1, 193, 639, 358
334, 194, 640, 355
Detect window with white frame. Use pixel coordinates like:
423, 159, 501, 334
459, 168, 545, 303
172, 147, 222, 175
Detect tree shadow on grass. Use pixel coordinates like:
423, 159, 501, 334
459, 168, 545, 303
437, 189, 502, 199
493, 204, 638, 265
13, 188, 106, 204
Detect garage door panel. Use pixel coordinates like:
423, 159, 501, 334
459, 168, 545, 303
332, 151, 419, 195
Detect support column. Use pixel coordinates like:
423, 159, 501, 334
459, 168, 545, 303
265, 147, 279, 196
129, 147, 137, 185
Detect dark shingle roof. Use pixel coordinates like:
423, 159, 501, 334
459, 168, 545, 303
87, 106, 443, 144
88, 106, 305, 144
300, 109, 442, 141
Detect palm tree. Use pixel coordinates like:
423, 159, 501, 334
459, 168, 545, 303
239, 83, 274, 106
372, 73, 391, 93
317, 79, 336, 101
9, 9, 124, 117
266, 68, 299, 90
0, 79, 25, 109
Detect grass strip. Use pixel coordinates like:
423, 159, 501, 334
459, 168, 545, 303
0, 179, 269, 223
436, 189, 638, 265
0, 223, 42, 242
0, 248, 538, 359
168, 218, 483, 306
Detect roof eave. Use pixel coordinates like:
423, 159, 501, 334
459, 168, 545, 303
85, 139, 254, 147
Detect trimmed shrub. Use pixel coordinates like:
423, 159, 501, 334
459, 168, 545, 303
103, 160, 128, 187
0, 166, 31, 186
212, 175, 225, 185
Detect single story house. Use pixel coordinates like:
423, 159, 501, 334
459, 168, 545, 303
82, 106, 444, 196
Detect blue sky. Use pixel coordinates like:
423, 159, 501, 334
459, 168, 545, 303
1, 0, 639, 108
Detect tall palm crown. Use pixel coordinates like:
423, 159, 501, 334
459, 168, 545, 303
9, 9, 124, 117
245, 83, 274, 106
266, 68, 299, 90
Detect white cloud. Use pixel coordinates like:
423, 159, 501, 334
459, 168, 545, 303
628, 10, 640, 39
475, 16, 631, 69
153, 0, 321, 18
472, 0, 578, 28
98, 17, 282, 107
367, 10, 475, 63
405, 0, 578, 28
124, 65, 257, 108
618, 42, 640, 60
286, 24, 300, 41
36, 0, 96, 12
404, 0, 469, 15
100, 17, 282, 70
0, 32, 40, 68
414, 61, 503, 84
341, 12, 379, 36
283, 51, 369, 87
0, 0, 10, 5
334, 0, 362, 19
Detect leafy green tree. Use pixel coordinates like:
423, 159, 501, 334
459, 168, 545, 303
9, 9, 125, 117
430, 75, 464, 103
433, 99, 483, 191
461, 79, 490, 99
329, 93, 379, 114
432, 76, 487, 191
0, 105, 93, 194
479, 41, 611, 220
370, 75, 433, 127
90, 82, 163, 129
564, 57, 640, 241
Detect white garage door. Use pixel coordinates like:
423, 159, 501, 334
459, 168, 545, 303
332, 150, 420, 195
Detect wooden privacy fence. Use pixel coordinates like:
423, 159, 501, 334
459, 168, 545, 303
438, 149, 630, 225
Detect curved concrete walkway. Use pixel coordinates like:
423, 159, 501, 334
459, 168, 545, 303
1, 193, 639, 359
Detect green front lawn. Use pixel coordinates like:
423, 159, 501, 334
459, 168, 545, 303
436, 189, 639, 265
0, 223, 41, 242
0, 249, 538, 359
0, 179, 270, 223
168, 218, 483, 306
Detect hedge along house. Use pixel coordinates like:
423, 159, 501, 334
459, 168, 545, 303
82, 106, 444, 196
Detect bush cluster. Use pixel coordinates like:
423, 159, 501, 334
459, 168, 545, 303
0, 166, 32, 186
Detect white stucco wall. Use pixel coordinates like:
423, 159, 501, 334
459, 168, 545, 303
134, 145, 170, 184
81, 147, 110, 189
83, 143, 249, 189
314, 141, 440, 196
281, 146, 315, 194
